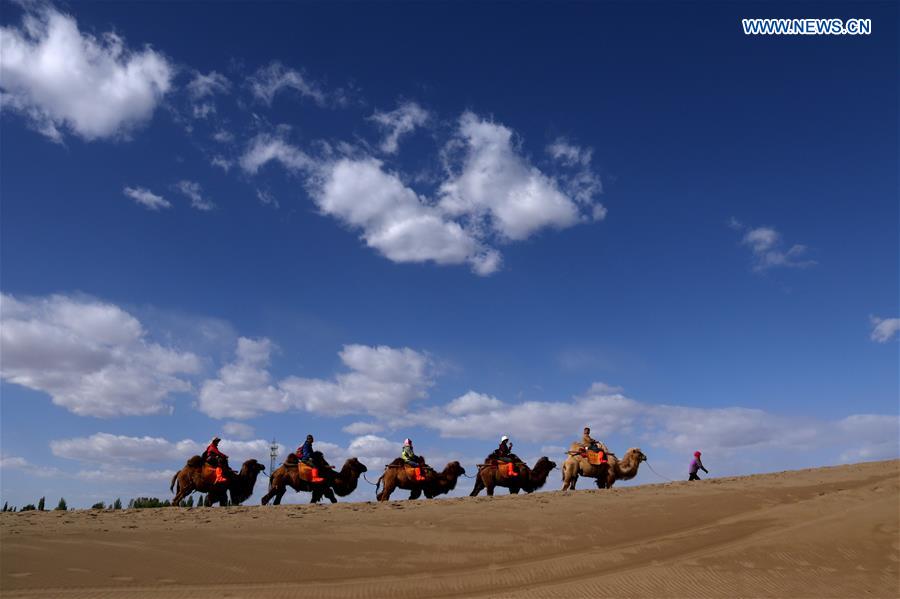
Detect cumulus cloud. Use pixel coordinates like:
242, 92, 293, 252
248, 62, 327, 106
0, 5, 172, 141
439, 113, 602, 240
174, 180, 215, 211
369, 101, 429, 154
240, 112, 602, 276
124, 186, 171, 210
870, 316, 900, 343
737, 225, 816, 271
0, 293, 201, 417
312, 157, 494, 272
197, 337, 288, 420
407, 383, 899, 465
50, 432, 279, 468
198, 338, 433, 419
0, 453, 29, 470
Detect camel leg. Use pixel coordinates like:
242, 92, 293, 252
409, 488, 422, 500
260, 488, 274, 505
325, 488, 337, 503
469, 477, 484, 497
509, 487, 520, 494
486, 482, 495, 496
171, 481, 191, 506
272, 488, 285, 505
378, 480, 395, 502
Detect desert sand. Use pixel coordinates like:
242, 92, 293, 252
1, 459, 897, 598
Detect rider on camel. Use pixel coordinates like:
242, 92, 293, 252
203, 436, 228, 484
400, 438, 426, 481
297, 434, 325, 483
582, 427, 609, 463
494, 435, 518, 477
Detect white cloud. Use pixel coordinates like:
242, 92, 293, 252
239, 134, 315, 174
740, 226, 815, 271
369, 101, 429, 154
407, 383, 899, 467
0, 453, 29, 470
211, 156, 233, 171
445, 391, 504, 415
222, 421, 255, 440
0, 293, 201, 417
123, 186, 171, 210
439, 113, 601, 241
212, 130, 234, 143
240, 112, 603, 276
197, 337, 288, 420
342, 421, 384, 435
870, 316, 900, 343
50, 432, 278, 468
312, 157, 492, 272
186, 71, 230, 100
282, 344, 433, 417
198, 338, 434, 419
248, 62, 326, 106
0, 6, 172, 141
256, 189, 279, 208
174, 180, 215, 211
546, 138, 592, 167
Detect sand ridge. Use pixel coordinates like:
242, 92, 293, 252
2, 459, 898, 598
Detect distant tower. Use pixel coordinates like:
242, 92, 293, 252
269, 438, 279, 490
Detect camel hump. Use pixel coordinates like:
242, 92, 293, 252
186, 455, 204, 468
386, 457, 405, 468
283, 453, 299, 466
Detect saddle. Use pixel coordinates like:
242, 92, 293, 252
586, 450, 608, 466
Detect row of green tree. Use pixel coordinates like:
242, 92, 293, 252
1, 494, 215, 512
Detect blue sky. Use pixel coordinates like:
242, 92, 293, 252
1, 1, 897, 508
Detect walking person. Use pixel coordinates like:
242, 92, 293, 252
689, 451, 708, 481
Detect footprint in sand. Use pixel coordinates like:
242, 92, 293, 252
111, 576, 135, 582
9, 573, 32, 578
66, 568, 90, 573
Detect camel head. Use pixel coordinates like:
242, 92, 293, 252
534, 456, 557, 471
443, 461, 466, 477
345, 457, 368, 475
627, 448, 647, 463
239, 458, 266, 476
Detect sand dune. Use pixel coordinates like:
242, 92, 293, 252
2, 459, 897, 598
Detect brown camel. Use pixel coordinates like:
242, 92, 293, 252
376, 460, 465, 501
561, 440, 609, 491
170, 457, 264, 506
562, 447, 646, 491
603, 447, 647, 489
260, 457, 367, 505
469, 456, 557, 496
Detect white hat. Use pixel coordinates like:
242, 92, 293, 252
500, 435, 509, 443
403, 438, 412, 446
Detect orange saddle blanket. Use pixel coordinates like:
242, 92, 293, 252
298, 462, 325, 483
587, 450, 607, 465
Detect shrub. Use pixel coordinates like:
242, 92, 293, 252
91, 502, 105, 509
37, 496, 45, 511
112, 498, 122, 510
20, 504, 35, 512
55, 498, 67, 511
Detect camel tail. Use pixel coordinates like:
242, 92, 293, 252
375, 474, 385, 497
170, 472, 178, 493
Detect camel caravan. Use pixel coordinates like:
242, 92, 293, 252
169, 427, 647, 507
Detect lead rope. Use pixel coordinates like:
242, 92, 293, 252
362, 473, 379, 486
644, 460, 676, 483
